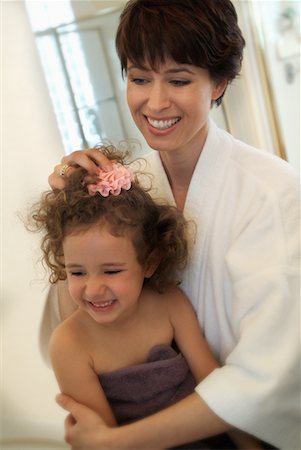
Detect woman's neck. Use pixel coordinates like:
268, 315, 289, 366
158, 121, 209, 210
159, 144, 203, 211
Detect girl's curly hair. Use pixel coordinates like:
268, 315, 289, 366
29, 146, 189, 293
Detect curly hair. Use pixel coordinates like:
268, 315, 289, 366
116, 0, 245, 106
30, 146, 189, 293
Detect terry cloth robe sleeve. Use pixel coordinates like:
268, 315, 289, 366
144, 120, 300, 449
39, 283, 61, 366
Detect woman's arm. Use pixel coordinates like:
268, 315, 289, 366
228, 429, 263, 449
58, 390, 230, 450
50, 320, 117, 427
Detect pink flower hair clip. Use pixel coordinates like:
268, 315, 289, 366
87, 162, 134, 197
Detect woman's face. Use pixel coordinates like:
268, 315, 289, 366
126, 58, 226, 156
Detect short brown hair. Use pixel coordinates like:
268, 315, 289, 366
30, 146, 189, 292
116, 0, 245, 105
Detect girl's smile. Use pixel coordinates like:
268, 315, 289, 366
85, 298, 117, 314
63, 224, 153, 326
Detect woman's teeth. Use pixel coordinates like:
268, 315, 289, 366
147, 117, 180, 129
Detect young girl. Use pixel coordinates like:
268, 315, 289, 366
31, 146, 260, 449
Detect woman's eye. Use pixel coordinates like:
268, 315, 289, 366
130, 77, 148, 85
170, 79, 190, 87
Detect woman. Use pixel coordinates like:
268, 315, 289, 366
47, 1, 300, 449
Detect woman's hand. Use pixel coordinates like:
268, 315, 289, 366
56, 393, 115, 450
49, 148, 113, 191
57, 391, 230, 450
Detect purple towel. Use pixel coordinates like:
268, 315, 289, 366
98, 344, 196, 425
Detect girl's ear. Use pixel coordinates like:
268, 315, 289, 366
144, 251, 161, 278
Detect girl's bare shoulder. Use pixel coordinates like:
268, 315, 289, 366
162, 286, 196, 323
164, 285, 191, 305
142, 285, 190, 312
49, 310, 89, 356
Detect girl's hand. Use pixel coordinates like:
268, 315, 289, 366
49, 148, 113, 191
56, 393, 114, 450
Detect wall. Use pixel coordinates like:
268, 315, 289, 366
2, 1, 68, 447
229, 0, 300, 172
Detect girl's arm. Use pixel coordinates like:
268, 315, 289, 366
49, 321, 117, 427
166, 287, 218, 382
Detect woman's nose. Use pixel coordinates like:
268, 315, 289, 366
147, 83, 170, 111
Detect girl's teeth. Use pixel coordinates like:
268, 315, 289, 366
147, 117, 180, 129
91, 300, 114, 308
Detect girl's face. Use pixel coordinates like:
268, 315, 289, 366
63, 224, 152, 326
127, 58, 226, 157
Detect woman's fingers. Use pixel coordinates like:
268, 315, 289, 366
57, 393, 81, 414
56, 393, 104, 424
48, 148, 113, 191
48, 170, 68, 191
65, 413, 77, 427
61, 149, 113, 173
57, 393, 109, 449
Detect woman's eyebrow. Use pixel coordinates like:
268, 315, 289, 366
127, 64, 196, 75
127, 64, 150, 72
165, 67, 196, 75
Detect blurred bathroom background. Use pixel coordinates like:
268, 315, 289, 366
1, 1, 300, 449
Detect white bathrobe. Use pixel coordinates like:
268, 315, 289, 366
142, 120, 300, 449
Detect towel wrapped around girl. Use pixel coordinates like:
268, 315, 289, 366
99, 344, 236, 450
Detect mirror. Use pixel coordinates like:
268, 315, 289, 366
26, 2, 129, 153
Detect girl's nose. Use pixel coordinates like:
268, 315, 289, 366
147, 83, 171, 112
85, 277, 106, 300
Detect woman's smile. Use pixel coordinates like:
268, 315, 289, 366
146, 116, 181, 131
127, 59, 225, 155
